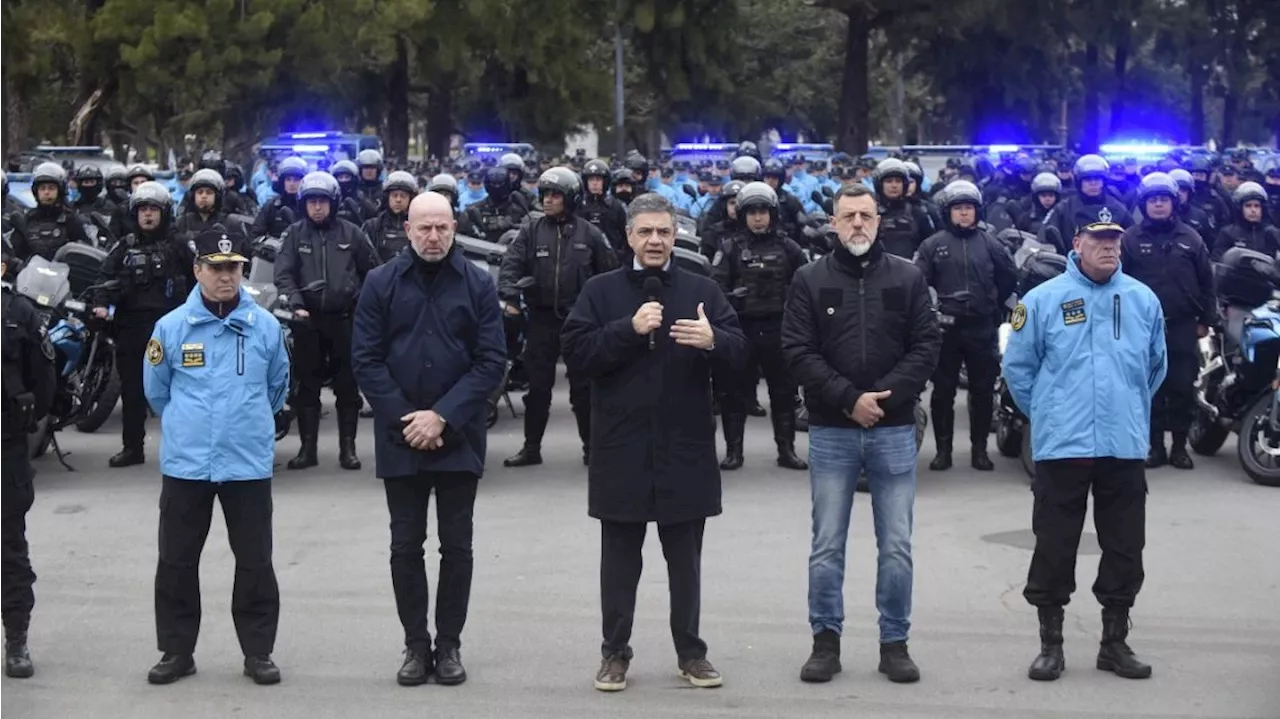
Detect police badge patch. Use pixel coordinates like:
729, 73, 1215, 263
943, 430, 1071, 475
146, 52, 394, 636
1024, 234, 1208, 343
1097, 206, 1113, 224
1011, 303, 1027, 331
146, 338, 164, 365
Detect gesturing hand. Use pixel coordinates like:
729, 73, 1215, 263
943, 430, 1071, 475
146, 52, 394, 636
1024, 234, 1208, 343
402, 410, 446, 450
849, 390, 892, 428
669, 303, 715, 350
632, 301, 663, 336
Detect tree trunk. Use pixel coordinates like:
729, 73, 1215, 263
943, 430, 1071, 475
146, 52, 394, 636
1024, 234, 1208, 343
1082, 42, 1100, 152
1109, 30, 1129, 135
3, 74, 30, 155
1188, 66, 1206, 145
836, 8, 871, 154
386, 35, 411, 163
1221, 92, 1238, 148
426, 79, 454, 160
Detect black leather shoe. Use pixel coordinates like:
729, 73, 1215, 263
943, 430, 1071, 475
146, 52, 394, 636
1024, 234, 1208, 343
243, 655, 281, 685
434, 646, 467, 686
4, 639, 33, 678
109, 447, 145, 468
1168, 446, 1194, 470
971, 449, 994, 471
147, 653, 196, 685
929, 451, 952, 471
396, 649, 431, 686
287, 408, 320, 470
748, 401, 767, 418
503, 447, 542, 467
1145, 444, 1167, 469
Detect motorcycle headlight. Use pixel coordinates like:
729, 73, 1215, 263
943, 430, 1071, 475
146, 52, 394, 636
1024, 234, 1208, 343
63, 299, 86, 313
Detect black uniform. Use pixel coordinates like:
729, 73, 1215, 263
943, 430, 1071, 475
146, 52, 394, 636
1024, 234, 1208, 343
1177, 203, 1214, 250
250, 195, 300, 240
95, 227, 195, 459
459, 196, 529, 245
173, 194, 251, 258
578, 193, 628, 259
1, 286, 56, 676
1189, 183, 1230, 237
774, 188, 808, 248
222, 188, 257, 217
497, 214, 617, 459
71, 193, 118, 245
361, 210, 410, 263
274, 216, 375, 430
711, 228, 807, 467
914, 225, 1017, 465
1037, 192, 1134, 255
1211, 217, 1280, 261
876, 198, 935, 259
9, 205, 92, 261
1120, 218, 1215, 461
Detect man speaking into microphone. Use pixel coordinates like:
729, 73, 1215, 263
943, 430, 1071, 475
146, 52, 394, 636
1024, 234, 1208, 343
562, 193, 746, 693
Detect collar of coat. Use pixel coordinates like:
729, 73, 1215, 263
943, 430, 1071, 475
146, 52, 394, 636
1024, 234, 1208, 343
391, 242, 467, 278
181, 285, 259, 327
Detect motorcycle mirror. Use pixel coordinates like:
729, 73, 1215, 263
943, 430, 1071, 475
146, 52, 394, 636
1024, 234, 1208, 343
811, 191, 824, 206
682, 185, 697, 200
821, 186, 835, 198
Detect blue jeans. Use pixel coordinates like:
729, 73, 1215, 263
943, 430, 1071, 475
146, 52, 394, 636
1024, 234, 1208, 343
807, 423, 917, 643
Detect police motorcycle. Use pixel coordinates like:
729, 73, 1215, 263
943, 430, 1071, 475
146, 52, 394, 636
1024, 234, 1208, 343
992, 237, 1067, 479
12, 254, 122, 464
1189, 248, 1280, 486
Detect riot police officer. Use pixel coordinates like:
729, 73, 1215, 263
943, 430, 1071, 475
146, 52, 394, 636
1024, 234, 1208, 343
914, 180, 1017, 471
460, 167, 531, 244
874, 158, 935, 259
93, 182, 195, 467
251, 156, 308, 240
497, 167, 617, 467
126, 164, 155, 192
610, 168, 636, 206
1185, 156, 1230, 234
274, 171, 375, 471
221, 162, 258, 216
428, 173, 461, 216
761, 159, 808, 247
1038, 155, 1134, 255
498, 152, 532, 211
710, 182, 808, 471
71, 165, 117, 222
730, 156, 762, 184
104, 165, 131, 205
1169, 169, 1214, 246
331, 160, 376, 224
1, 171, 23, 218
905, 161, 943, 230
173, 169, 251, 256
362, 171, 417, 262
1212, 182, 1280, 260
1017, 173, 1061, 235
577, 159, 628, 258
355, 149, 384, 213
10, 162, 92, 262
1120, 172, 1216, 470
1, 251, 56, 679
699, 179, 745, 261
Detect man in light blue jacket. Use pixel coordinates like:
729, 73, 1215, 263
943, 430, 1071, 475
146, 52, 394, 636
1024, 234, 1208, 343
143, 230, 290, 687
1002, 220, 1167, 684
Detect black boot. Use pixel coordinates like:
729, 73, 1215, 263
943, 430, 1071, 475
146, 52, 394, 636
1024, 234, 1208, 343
5, 634, 33, 678
930, 406, 954, 471
877, 640, 921, 683
748, 400, 767, 418
1028, 607, 1065, 681
799, 630, 841, 682
287, 408, 320, 470
719, 413, 745, 470
1145, 431, 1167, 468
773, 411, 808, 470
337, 408, 361, 470
109, 446, 145, 468
503, 446, 542, 467
1097, 608, 1152, 679
147, 653, 196, 684
971, 446, 994, 471
1168, 433, 1194, 470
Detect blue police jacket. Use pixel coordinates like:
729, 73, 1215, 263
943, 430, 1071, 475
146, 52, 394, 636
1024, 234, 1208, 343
1002, 252, 1168, 462
144, 285, 290, 482
351, 245, 507, 479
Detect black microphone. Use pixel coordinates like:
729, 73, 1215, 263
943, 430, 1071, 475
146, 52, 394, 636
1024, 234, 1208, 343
643, 276, 663, 351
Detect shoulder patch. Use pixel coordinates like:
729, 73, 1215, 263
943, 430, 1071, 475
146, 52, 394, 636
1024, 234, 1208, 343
146, 338, 164, 366
1011, 303, 1027, 331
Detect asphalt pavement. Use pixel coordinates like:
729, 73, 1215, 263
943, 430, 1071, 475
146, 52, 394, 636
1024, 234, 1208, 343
3, 386, 1278, 719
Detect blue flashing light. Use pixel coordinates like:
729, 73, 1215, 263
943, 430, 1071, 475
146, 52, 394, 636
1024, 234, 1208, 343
292, 144, 331, 153
283, 131, 340, 140
673, 143, 735, 151
1100, 143, 1171, 155
468, 145, 510, 154
986, 144, 1020, 153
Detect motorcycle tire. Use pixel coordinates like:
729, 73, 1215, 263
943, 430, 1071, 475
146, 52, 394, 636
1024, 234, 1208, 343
996, 417, 1022, 458
1020, 426, 1035, 482
1188, 406, 1230, 456
28, 417, 51, 460
75, 367, 121, 433
1237, 394, 1280, 487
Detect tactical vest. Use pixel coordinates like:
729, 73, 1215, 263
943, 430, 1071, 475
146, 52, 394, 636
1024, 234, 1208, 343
376, 216, 410, 259
737, 238, 790, 319
25, 211, 70, 260
266, 200, 296, 239
579, 198, 609, 234
122, 237, 173, 289
476, 204, 512, 244
878, 204, 919, 259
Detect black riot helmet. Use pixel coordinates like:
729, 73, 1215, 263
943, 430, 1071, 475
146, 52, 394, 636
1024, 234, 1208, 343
126, 163, 155, 189
128, 181, 174, 237
582, 159, 611, 195
625, 153, 649, 184
730, 156, 762, 183
484, 166, 512, 202
32, 162, 68, 205
198, 150, 225, 176
538, 166, 583, 214
736, 181, 779, 233
735, 140, 761, 162
762, 158, 787, 182
74, 164, 105, 201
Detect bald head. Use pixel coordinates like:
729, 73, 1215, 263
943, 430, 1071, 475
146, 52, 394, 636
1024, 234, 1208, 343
406, 191, 456, 262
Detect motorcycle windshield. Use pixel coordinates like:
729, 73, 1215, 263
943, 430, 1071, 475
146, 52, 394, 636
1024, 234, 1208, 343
14, 256, 72, 308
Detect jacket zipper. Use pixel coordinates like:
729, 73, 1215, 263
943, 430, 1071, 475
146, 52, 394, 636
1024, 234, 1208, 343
236, 334, 245, 375
553, 223, 563, 318
1113, 294, 1121, 339
319, 228, 329, 312
858, 278, 866, 368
